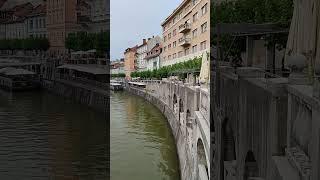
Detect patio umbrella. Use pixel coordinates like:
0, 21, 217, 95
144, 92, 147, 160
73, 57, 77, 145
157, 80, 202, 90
199, 52, 210, 84
285, 0, 319, 75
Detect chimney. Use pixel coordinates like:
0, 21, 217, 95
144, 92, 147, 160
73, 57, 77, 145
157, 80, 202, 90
143, 39, 146, 44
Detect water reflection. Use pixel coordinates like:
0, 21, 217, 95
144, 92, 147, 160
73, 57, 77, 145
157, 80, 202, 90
0, 90, 108, 179
111, 92, 180, 180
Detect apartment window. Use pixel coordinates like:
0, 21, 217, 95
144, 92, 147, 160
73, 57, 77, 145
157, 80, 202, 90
185, 48, 190, 55
168, 44, 172, 49
192, 28, 198, 38
164, 36, 167, 42
201, 22, 207, 33
193, 12, 198, 22
173, 53, 176, 59
200, 41, 207, 50
202, 3, 208, 15
192, 0, 198, 5
173, 41, 176, 47
173, 17, 176, 24
29, 20, 33, 29
168, 33, 171, 39
168, 55, 171, 60
163, 46, 167, 52
178, 51, 183, 57
173, 29, 176, 36
163, 26, 166, 31
192, 45, 197, 53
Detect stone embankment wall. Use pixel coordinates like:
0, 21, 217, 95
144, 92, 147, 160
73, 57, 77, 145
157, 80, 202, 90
126, 80, 210, 180
42, 79, 108, 112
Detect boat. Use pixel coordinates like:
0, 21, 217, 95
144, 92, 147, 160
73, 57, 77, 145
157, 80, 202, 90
0, 67, 40, 91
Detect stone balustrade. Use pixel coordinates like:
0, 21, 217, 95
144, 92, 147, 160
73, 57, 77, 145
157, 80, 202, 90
125, 79, 210, 180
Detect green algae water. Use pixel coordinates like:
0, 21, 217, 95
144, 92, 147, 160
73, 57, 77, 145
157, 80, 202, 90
110, 91, 180, 180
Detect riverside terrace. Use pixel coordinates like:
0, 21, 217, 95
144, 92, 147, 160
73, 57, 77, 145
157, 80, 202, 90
55, 64, 109, 89
211, 55, 320, 180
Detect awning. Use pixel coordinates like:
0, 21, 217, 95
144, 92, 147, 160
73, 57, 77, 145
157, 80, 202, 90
0, 67, 36, 76
57, 64, 108, 75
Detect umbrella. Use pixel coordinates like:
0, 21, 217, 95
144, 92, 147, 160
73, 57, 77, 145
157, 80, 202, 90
199, 52, 210, 84
285, 0, 319, 75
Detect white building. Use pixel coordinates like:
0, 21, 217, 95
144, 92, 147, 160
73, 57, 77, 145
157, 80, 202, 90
26, 4, 47, 38
86, 0, 109, 32
5, 18, 28, 39
145, 43, 161, 71
136, 39, 148, 71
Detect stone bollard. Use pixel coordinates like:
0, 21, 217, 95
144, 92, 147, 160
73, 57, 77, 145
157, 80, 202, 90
287, 54, 310, 85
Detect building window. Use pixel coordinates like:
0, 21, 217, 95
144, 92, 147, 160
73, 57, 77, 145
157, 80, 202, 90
164, 46, 167, 52
173, 53, 176, 59
173, 41, 176, 47
168, 44, 171, 49
178, 51, 183, 57
173, 29, 176, 36
185, 48, 190, 55
168, 33, 171, 39
200, 41, 207, 50
168, 55, 171, 60
173, 17, 176, 24
192, 45, 197, 53
29, 20, 33, 29
201, 22, 207, 33
164, 36, 167, 42
193, 12, 198, 22
192, 28, 198, 38
202, 3, 208, 16
192, 0, 198, 5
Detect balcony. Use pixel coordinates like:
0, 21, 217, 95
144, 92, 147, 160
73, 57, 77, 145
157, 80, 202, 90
179, 23, 191, 33
179, 37, 191, 47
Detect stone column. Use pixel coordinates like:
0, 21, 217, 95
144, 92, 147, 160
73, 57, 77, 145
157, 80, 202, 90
245, 36, 254, 67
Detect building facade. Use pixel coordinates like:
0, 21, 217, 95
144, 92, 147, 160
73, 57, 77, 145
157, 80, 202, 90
47, 0, 77, 55
161, 0, 210, 66
26, 4, 47, 38
88, 0, 109, 32
136, 39, 147, 71
145, 43, 161, 71
124, 46, 137, 79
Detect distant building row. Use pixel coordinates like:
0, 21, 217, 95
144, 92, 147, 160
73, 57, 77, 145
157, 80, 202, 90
0, 0, 109, 55
122, 0, 210, 78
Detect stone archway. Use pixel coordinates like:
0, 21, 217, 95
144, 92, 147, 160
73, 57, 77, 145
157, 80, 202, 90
243, 150, 259, 180
179, 98, 184, 122
197, 139, 209, 180
173, 94, 178, 113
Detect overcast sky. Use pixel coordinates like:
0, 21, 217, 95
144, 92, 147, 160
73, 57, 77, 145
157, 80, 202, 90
111, 0, 182, 60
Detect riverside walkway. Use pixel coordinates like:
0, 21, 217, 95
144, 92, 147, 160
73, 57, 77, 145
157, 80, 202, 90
126, 79, 210, 180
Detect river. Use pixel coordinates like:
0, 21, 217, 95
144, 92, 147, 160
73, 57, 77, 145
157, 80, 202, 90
0, 90, 108, 179
110, 91, 180, 180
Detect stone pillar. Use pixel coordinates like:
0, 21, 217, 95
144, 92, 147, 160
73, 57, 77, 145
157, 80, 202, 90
266, 44, 275, 73
311, 108, 320, 180
245, 36, 254, 67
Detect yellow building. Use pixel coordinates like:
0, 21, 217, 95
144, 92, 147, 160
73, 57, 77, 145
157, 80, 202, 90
161, 0, 210, 66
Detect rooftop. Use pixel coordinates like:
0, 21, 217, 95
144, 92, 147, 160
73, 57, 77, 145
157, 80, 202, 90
0, 67, 35, 76
57, 64, 108, 75
161, 0, 188, 26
